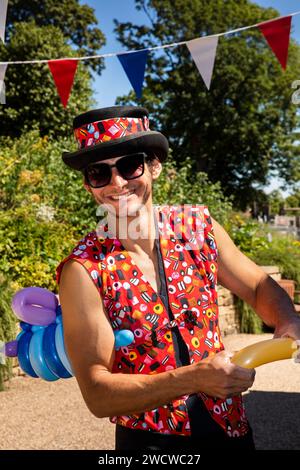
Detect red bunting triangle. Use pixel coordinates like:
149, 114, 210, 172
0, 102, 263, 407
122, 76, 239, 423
48, 59, 78, 107
258, 16, 292, 70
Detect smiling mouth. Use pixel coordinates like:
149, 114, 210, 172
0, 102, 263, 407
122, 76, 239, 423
107, 190, 135, 201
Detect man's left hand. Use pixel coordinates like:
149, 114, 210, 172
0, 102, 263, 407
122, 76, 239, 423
273, 314, 300, 340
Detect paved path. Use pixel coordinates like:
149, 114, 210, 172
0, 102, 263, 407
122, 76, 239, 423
1, 334, 299, 450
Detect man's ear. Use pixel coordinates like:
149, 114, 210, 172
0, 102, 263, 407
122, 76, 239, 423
150, 158, 162, 181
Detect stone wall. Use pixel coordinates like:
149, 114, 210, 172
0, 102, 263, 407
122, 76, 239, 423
217, 285, 240, 336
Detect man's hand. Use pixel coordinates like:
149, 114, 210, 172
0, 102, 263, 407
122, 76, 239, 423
195, 350, 256, 399
273, 314, 300, 340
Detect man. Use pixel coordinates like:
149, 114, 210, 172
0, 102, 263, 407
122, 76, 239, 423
57, 105, 300, 451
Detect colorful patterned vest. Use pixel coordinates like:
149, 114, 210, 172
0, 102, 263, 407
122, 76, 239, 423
56, 205, 249, 438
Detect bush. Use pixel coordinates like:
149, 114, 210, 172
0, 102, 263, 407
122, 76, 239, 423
224, 212, 269, 257
0, 131, 96, 232
227, 215, 300, 333
235, 297, 264, 334
252, 235, 300, 289
153, 156, 233, 224
226, 215, 300, 289
0, 206, 80, 291
0, 131, 97, 384
0, 275, 17, 390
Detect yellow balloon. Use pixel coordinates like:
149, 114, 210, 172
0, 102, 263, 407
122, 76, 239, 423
231, 338, 298, 369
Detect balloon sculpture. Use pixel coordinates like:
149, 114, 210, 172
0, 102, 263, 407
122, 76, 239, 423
2, 287, 134, 381
231, 337, 298, 368
1, 287, 299, 381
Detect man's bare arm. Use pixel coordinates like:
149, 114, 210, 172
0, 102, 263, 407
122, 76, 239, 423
59, 260, 255, 418
211, 218, 300, 336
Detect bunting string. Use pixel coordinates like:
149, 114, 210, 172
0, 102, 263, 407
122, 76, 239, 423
0, 10, 300, 65
0, 6, 299, 105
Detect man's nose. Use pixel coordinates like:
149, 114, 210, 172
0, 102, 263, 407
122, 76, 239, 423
109, 167, 127, 188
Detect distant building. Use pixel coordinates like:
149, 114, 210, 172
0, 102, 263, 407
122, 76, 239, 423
274, 215, 297, 227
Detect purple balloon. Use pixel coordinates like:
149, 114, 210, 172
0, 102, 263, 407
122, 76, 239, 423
5, 340, 18, 357
11, 287, 58, 326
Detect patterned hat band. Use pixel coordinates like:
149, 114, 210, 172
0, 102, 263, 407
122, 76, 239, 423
74, 116, 150, 150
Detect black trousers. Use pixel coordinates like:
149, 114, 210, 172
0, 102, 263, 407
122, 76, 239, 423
115, 424, 256, 451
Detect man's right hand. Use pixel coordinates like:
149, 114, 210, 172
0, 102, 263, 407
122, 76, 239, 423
194, 350, 256, 399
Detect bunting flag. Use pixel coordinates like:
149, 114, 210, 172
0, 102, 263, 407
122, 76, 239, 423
258, 16, 292, 70
0, 10, 298, 102
0, 63, 7, 104
117, 49, 149, 99
186, 36, 219, 90
48, 59, 78, 108
0, 0, 8, 43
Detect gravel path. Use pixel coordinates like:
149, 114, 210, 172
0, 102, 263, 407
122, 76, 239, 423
1, 334, 300, 450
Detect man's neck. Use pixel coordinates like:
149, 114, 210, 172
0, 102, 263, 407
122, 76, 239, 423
106, 201, 158, 256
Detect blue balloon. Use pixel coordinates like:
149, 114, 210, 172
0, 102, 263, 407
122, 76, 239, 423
20, 322, 32, 331
18, 331, 38, 378
16, 331, 24, 341
12, 286, 135, 382
56, 305, 62, 316
29, 328, 59, 381
114, 330, 134, 348
43, 323, 72, 379
31, 325, 45, 332
56, 313, 62, 324
55, 322, 73, 376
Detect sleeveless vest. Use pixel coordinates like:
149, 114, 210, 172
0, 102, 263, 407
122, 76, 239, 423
56, 205, 249, 438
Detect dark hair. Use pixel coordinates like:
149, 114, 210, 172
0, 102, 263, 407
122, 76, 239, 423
146, 152, 160, 166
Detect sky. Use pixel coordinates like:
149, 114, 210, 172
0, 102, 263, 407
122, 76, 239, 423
80, 0, 300, 194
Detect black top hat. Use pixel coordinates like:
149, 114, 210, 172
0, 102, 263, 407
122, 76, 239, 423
62, 105, 169, 170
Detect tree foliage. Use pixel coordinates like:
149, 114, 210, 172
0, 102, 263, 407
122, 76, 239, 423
285, 189, 300, 209
0, 0, 105, 137
114, 0, 300, 208
5, 0, 105, 73
0, 22, 94, 137
152, 155, 232, 224
267, 189, 285, 216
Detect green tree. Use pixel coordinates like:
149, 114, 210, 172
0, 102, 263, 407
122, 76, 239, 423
114, 0, 300, 209
0, 22, 93, 137
0, 0, 106, 137
285, 189, 300, 208
268, 189, 285, 216
152, 156, 232, 224
6, 0, 105, 73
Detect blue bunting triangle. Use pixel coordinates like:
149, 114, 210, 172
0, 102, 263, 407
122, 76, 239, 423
117, 49, 149, 99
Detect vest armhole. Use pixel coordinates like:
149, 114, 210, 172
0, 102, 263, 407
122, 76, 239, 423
56, 255, 101, 292
56, 231, 102, 287
56, 257, 83, 284
183, 204, 218, 264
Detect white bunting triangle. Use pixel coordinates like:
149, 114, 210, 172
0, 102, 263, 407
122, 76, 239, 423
0, 63, 7, 104
186, 36, 219, 90
0, 0, 8, 43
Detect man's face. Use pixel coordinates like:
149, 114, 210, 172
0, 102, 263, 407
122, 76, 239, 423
83, 154, 162, 217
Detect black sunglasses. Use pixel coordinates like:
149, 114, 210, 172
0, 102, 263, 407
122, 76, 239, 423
84, 152, 150, 188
